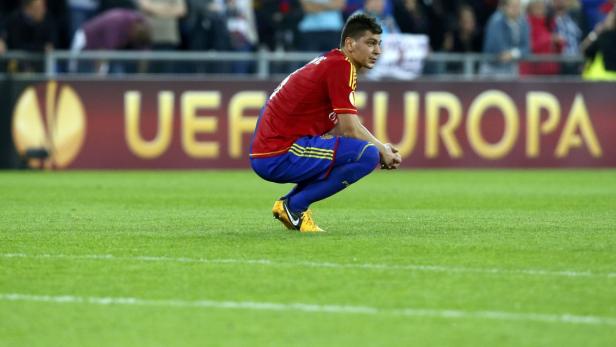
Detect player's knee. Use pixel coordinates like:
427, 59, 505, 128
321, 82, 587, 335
357, 144, 380, 173
361, 145, 380, 166
343, 145, 379, 184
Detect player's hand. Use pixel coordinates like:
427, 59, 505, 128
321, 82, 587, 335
380, 143, 402, 170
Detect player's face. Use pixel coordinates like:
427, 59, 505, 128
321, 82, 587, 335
350, 31, 382, 69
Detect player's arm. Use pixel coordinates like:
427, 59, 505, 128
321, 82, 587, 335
326, 59, 400, 168
332, 114, 401, 169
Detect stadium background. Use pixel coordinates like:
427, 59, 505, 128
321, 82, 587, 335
1, 1, 615, 347
0, 0, 615, 169
2, 78, 615, 169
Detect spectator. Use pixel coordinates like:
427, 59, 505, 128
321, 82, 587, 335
68, 0, 100, 35
47, 0, 72, 49
226, 0, 258, 49
0, 36, 5, 72
98, 0, 137, 12
350, 0, 393, 19
225, 0, 259, 73
552, 0, 582, 73
481, 0, 530, 76
137, 0, 186, 73
0, 1, 21, 22
363, 0, 400, 33
467, 0, 501, 29
443, 4, 483, 73
444, 5, 483, 52
181, 0, 230, 51
0, 3, 10, 71
252, 0, 303, 74
0, 29, 5, 73
582, 8, 616, 79
426, 0, 458, 51
180, 0, 232, 73
553, 0, 582, 54
344, 0, 364, 18
520, 0, 563, 75
4, 0, 59, 72
392, 0, 429, 35
297, 0, 345, 52
76, 9, 150, 50
580, 0, 614, 34
0, 16, 7, 56
253, 0, 303, 51
0, 0, 19, 68
70, 9, 151, 74
5, 0, 57, 52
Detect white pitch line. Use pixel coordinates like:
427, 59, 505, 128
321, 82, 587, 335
1, 253, 615, 279
1, 293, 616, 327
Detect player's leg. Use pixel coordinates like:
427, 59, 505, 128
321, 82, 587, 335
251, 136, 337, 231
285, 137, 380, 216
252, 136, 379, 232
251, 137, 338, 184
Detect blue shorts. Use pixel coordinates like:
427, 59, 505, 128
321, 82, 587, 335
250, 135, 376, 184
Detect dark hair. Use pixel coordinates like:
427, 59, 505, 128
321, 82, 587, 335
339, 12, 382, 48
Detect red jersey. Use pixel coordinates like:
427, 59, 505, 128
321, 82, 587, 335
250, 49, 358, 158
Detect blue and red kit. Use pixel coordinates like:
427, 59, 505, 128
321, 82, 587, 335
250, 49, 379, 214
250, 49, 358, 158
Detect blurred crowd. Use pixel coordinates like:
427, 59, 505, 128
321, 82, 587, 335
0, 0, 614, 76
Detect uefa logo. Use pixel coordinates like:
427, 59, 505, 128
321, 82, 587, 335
12, 81, 86, 169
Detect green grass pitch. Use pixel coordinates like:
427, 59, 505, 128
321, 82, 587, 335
1, 170, 615, 346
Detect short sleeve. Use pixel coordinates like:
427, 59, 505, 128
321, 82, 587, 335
326, 59, 358, 115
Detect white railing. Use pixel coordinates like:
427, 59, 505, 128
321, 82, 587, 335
0, 50, 586, 79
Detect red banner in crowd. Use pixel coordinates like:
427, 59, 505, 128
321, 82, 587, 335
10, 79, 616, 168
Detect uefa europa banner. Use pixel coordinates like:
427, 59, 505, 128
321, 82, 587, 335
8, 79, 616, 169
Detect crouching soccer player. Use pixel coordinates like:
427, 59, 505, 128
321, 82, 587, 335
249, 13, 402, 233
